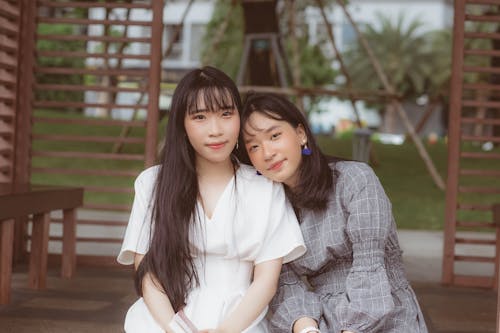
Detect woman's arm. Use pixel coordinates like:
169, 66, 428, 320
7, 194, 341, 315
215, 258, 283, 333
134, 253, 176, 333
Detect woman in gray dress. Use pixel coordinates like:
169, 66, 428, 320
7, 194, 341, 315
239, 93, 428, 333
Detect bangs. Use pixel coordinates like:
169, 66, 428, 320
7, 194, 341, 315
186, 86, 236, 115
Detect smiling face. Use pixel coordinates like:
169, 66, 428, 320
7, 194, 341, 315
243, 111, 307, 188
184, 90, 240, 167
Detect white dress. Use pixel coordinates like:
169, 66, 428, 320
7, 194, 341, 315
117, 164, 306, 333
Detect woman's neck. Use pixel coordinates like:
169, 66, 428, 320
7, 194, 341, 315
196, 157, 235, 181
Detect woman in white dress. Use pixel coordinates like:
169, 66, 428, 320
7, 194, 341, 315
117, 67, 305, 333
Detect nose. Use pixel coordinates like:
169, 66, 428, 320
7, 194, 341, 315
262, 142, 276, 161
208, 116, 222, 137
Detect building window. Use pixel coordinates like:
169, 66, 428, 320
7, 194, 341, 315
189, 24, 206, 62
165, 24, 183, 60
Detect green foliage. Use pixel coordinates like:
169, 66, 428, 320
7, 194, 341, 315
200, 0, 336, 91
200, 0, 244, 78
36, 23, 86, 103
342, 13, 433, 100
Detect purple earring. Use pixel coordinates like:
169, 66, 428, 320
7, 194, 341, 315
302, 143, 312, 156
256, 170, 262, 175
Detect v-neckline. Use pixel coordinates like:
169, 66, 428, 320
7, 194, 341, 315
198, 173, 235, 222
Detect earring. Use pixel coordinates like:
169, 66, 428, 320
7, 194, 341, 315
235, 141, 239, 150
301, 143, 312, 156
256, 170, 262, 175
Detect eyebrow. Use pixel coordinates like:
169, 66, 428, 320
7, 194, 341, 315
190, 105, 235, 114
243, 125, 281, 143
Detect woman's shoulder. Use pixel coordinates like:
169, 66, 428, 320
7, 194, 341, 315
331, 160, 375, 178
236, 163, 283, 196
134, 165, 161, 189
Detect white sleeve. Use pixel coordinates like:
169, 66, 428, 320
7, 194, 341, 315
254, 182, 306, 265
117, 169, 156, 265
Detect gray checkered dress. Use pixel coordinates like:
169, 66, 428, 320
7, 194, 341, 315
268, 161, 428, 333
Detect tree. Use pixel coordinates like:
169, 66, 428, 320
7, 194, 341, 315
200, 0, 335, 99
342, 13, 434, 132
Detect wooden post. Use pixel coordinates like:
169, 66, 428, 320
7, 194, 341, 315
61, 208, 77, 279
495, 204, 500, 332
14, 0, 38, 263
0, 219, 14, 304
442, 0, 466, 285
145, 0, 164, 167
29, 213, 50, 289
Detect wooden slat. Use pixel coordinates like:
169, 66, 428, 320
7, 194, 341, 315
36, 34, 151, 43
465, 14, 500, 22
35, 67, 148, 76
32, 167, 138, 177
462, 117, 500, 125
458, 203, 493, 211
83, 203, 130, 212
463, 100, 500, 108
34, 101, 147, 110
0, 16, 18, 36
458, 186, 500, 194
47, 236, 123, 244
466, 0, 500, 4
0, 69, 15, 85
31, 150, 144, 161
0, 0, 19, 19
33, 134, 145, 144
455, 238, 496, 245
463, 83, 500, 91
465, 32, 500, 40
37, 17, 153, 27
37, 34, 151, 44
37, 50, 150, 60
34, 84, 147, 94
464, 66, 500, 74
454, 275, 494, 288
0, 137, 12, 153
454, 255, 495, 263
461, 152, 500, 159
50, 218, 127, 227
464, 49, 500, 57
83, 186, 134, 194
456, 221, 496, 228
0, 105, 14, 117
0, 86, 14, 100
37, 1, 152, 10
461, 135, 500, 143
460, 169, 500, 177
0, 120, 13, 134
0, 35, 16, 52
0, 52, 16, 70
33, 116, 146, 127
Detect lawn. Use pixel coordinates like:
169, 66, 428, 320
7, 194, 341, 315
30, 111, 500, 230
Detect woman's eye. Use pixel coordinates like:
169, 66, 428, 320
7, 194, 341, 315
192, 114, 205, 120
248, 145, 259, 152
271, 132, 281, 140
221, 110, 234, 117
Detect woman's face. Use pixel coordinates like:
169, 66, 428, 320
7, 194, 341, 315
184, 92, 240, 167
243, 111, 306, 188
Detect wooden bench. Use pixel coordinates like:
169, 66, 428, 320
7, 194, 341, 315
0, 183, 84, 304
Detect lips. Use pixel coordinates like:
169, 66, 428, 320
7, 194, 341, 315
206, 142, 226, 150
267, 160, 285, 171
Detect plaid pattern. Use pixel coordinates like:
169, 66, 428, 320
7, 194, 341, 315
269, 161, 428, 333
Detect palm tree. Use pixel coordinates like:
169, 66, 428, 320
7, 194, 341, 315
342, 13, 434, 133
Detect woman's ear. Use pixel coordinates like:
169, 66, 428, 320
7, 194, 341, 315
296, 124, 307, 144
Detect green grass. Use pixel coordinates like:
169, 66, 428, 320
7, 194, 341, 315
31, 110, 500, 230
317, 135, 500, 231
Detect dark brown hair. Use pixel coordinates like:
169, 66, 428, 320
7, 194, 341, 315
135, 66, 242, 311
239, 93, 334, 212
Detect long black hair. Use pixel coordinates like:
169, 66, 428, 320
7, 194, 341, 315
239, 93, 334, 212
135, 66, 242, 311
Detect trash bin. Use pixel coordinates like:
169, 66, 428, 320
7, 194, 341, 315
352, 128, 372, 163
